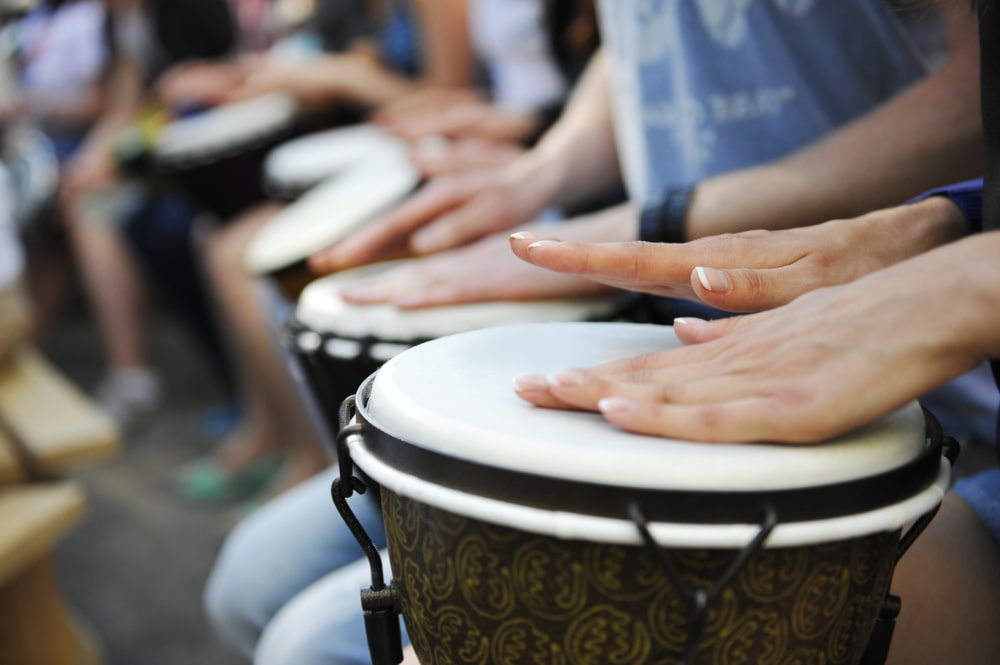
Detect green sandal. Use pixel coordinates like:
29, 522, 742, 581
177, 454, 285, 502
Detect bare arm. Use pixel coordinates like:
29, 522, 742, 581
311, 50, 622, 269
515, 231, 1000, 443
509, 195, 967, 312
61, 55, 145, 202
227, 0, 472, 110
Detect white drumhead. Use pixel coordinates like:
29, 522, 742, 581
245, 149, 419, 274
366, 322, 928, 492
294, 264, 621, 360
154, 93, 299, 164
263, 124, 405, 191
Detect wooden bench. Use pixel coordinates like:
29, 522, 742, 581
0, 481, 92, 665
0, 348, 121, 664
0, 348, 120, 479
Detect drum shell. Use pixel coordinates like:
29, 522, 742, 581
382, 486, 899, 665
287, 324, 384, 439
160, 130, 296, 221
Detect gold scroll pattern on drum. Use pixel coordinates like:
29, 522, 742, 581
382, 490, 900, 665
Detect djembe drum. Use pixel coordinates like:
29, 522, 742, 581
152, 92, 301, 220
245, 147, 419, 299
287, 265, 625, 442
334, 322, 955, 665
263, 123, 406, 200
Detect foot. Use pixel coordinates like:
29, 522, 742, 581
95, 366, 163, 425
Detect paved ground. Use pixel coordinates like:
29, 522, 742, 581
43, 297, 249, 665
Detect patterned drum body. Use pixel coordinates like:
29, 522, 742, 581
383, 489, 898, 665
349, 322, 951, 665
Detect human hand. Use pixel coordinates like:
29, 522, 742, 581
156, 60, 247, 109
381, 97, 540, 144
510, 200, 967, 313
410, 136, 525, 178
60, 150, 119, 206
334, 232, 610, 309
371, 86, 483, 126
513, 232, 995, 443
308, 166, 547, 272
223, 54, 345, 109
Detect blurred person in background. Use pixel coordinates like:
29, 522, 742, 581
183, 0, 472, 503
55, 0, 236, 425
201, 2, 606, 663
0, 156, 31, 366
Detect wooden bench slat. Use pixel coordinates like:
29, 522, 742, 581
0, 349, 120, 475
0, 426, 25, 485
0, 481, 86, 586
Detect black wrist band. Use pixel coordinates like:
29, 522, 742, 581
639, 185, 696, 243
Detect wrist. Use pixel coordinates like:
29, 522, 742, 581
639, 185, 697, 243
907, 178, 983, 235
502, 149, 566, 219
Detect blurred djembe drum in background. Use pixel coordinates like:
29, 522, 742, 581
245, 146, 419, 300
262, 123, 406, 201
334, 322, 956, 665
152, 92, 301, 221
287, 266, 624, 439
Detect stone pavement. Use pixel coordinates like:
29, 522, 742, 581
42, 300, 248, 665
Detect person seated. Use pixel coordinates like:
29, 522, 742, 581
208, 2, 991, 664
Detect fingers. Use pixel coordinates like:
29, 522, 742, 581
408, 190, 511, 254
513, 367, 827, 443
596, 397, 794, 443
309, 177, 478, 272
690, 265, 819, 312
509, 233, 703, 300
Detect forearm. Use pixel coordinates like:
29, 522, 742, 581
323, 54, 419, 108
687, 7, 981, 239
507, 51, 621, 214
945, 231, 1000, 361
76, 59, 144, 162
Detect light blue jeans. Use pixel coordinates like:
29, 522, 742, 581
204, 466, 408, 664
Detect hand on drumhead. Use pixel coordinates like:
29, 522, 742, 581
334, 232, 610, 309
156, 61, 246, 109
381, 98, 542, 145
410, 137, 525, 177
309, 168, 546, 272
510, 202, 967, 313
515, 233, 995, 443
371, 87, 485, 128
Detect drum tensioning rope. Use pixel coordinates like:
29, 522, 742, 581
333, 394, 403, 665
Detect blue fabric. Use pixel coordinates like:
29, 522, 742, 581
954, 469, 1000, 546
909, 178, 985, 235
379, 2, 419, 77
598, 0, 930, 202
204, 467, 407, 664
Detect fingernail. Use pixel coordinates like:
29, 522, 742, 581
528, 240, 560, 249
546, 370, 587, 387
512, 374, 549, 391
510, 232, 535, 241
598, 397, 637, 414
695, 266, 732, 293
673, 317, 707, 328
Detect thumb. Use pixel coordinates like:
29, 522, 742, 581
691, 266, 805, 313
